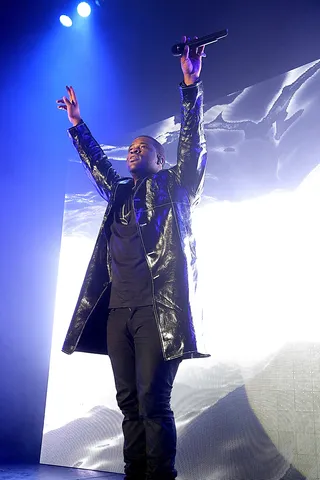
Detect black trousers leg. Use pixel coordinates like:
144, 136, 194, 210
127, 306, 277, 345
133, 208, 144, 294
107, 307, 146, 480
132, 306, 181, 480
107, 306, 181, 480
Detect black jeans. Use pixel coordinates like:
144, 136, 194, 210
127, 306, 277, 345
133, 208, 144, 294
107, 306, 181, 480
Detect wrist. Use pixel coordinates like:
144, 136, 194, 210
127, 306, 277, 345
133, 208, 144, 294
183, 74, 200, 86
71, 117, 82, 127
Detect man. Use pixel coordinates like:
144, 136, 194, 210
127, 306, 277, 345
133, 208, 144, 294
57, 36, 209, 480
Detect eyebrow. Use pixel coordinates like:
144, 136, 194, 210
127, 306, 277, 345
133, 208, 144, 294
129, 142, 148, 149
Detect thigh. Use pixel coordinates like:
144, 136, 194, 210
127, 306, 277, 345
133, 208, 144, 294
130, 306, 181, 416
107, 308, 137, 411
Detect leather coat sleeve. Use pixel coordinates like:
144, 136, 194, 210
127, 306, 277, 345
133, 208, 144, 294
172, 81, 207, 206
68, 121, 120, 202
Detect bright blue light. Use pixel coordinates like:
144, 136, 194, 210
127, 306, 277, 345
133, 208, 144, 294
60, 15, 73, 27
77, 2, 91, 17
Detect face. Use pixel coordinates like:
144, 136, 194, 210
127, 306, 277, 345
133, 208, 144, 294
126, 137, 162, 178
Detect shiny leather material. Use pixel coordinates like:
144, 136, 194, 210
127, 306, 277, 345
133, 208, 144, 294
62, 81, 210, 361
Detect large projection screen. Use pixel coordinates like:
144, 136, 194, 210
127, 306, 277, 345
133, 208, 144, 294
41, 59, 320, 480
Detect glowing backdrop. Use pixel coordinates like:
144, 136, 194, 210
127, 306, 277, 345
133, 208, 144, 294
41, 59, 320, 480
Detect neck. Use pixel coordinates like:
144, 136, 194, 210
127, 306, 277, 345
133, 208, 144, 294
131, 172, 147, 184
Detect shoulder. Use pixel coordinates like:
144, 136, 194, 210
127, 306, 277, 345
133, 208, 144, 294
151, 168, 180, 189
151, 168, 188, 199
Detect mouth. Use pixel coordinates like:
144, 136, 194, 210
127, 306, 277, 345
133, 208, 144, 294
129, 156, 140, 163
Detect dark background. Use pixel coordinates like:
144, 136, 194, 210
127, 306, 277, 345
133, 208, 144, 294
0, 0, 320, 464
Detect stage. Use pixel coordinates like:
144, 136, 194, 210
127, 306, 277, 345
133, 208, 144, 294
0, 466, 122, 480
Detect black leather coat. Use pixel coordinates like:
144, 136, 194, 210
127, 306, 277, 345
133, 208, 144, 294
62, 81, 210, 361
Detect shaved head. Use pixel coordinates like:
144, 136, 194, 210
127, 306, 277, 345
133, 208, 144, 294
136, 136, 165, 164
127, 136, 166, 181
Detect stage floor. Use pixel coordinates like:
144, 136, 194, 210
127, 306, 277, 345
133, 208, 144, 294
0, 466, 123, 480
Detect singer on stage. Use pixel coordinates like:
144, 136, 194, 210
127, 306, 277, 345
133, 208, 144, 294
57, 36, 209, 480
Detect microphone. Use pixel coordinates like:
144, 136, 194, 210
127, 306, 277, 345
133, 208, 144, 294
171, 29, 228, 56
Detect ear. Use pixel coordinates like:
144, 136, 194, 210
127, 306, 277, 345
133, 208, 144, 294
157, 154, 165, 165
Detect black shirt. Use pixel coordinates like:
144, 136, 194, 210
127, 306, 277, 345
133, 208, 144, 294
108, 185, 153, 308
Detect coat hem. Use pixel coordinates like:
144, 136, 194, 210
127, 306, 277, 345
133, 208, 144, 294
166, 351, 211, 361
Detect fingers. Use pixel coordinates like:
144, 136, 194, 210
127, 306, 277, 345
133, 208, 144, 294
63, 95, 72, 106
66, 85, 78, 105
194, 37, 206, 57
189, 35, 198, 56
56, 86, 79, 114
197, 45, 206, 58
56, 96, 70, 111
181, 35, 189, 60
70, 86, 77, 104
181, 35, 206, 59
56, 96, 72, 105
190, 36, 206, 58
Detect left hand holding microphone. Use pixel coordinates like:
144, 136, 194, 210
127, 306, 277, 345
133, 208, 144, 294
180, 36, 206, 86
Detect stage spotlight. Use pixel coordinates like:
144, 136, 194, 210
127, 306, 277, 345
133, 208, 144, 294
60, 15, 73, 27
77, 2, 92, 17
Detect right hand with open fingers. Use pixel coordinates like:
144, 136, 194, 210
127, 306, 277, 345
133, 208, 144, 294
56, 86, 81, 126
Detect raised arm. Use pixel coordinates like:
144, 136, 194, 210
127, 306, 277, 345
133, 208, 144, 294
174, 81, 206, 205
57, 86, 120, 202
171, 36, 207, 206
68, 122, 120, 202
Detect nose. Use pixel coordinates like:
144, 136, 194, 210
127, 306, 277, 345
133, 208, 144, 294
130, 146, 140, 154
